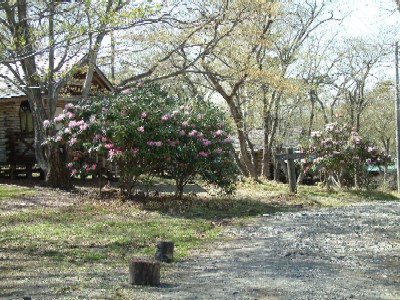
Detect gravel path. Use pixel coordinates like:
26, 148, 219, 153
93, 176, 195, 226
135, 201, 400, 300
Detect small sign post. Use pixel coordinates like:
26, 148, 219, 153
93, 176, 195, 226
287, 147, 297, 193
282, 127, 303, 194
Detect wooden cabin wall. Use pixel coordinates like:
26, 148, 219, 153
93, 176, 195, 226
0, 98, 76, 165
0, 100, 20, 163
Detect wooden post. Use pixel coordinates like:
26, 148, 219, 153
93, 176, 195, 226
10, 164, 17, 180
287, 147, 297, 193
128, 257, 160, 286
155, 240, 174, 263
26, 164, 32, 179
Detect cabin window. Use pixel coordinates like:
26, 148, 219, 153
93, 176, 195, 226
19, 101, 34, 133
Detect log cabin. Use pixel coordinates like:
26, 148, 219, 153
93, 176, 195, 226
0, 56, 114, 178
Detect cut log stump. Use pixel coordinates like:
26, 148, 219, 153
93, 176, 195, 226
128, 257, 160, 286
155, 240, 174, 263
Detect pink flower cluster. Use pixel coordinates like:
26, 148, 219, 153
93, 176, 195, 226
198, 151, 208, 157
147, 141, 163, 147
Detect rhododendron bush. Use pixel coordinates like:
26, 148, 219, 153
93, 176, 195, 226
301, 119, 390, 188
44, 83, 238, 197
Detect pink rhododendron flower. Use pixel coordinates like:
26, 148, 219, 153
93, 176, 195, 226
101, 137, 108, 142
137, 126, 144, 132
140, 112, 148, 118
65, 103, 75, 110
167, 140, 179, 146
108, 148, 122, 159
67, 162, 74, 168
105, 143, 114, 149
154, 141, 163, 147
122, 89, 131, 94
215, 129, 223, 135
68, 120, 77, 127
54, 114, 65, 122
73, 156, 79, 161
43, 120, 50, 127
198, 151, 208, 157
203, 139, 212, 146
161, 114, 169, 121
132, 147, 139, 153
182, 121, 189, 127
91, 164, 97, 170
189, 130, 197, 137
71, 169, 78, 175
69, 137, 77, 145
179, 130, 185, 136
137, 81, 144, 86
79, 123, 88, 131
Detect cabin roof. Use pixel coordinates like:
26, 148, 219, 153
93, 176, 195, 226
0, 55, 114, 99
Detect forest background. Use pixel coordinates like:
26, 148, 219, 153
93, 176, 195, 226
0, 0, 399, 188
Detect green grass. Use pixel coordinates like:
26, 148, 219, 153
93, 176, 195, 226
0, 184, 36, 198
236, 179, 400, 207
0, 204, 222, 266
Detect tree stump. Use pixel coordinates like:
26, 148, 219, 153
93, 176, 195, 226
128, 257, 160, 286
155, 240, 174, 263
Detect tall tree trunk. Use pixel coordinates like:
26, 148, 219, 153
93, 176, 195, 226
308, 90, 316, 135
234, 151, 249, 177
203, 69, 258, 179
261, 91, 280, 179
45, 144, 72, 189
14, 0, 71, 188
237, 128, 258, 179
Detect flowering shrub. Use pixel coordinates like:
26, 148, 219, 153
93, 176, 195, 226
45, 83, 238, 197
301, 119, 390, 188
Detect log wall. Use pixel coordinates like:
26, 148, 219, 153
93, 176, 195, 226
0, 97, 74, 165
0, 100, 19, 163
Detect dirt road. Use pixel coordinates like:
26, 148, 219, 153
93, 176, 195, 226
135, 201, 400, 300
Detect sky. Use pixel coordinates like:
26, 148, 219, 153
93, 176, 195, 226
341, 0, 399, 38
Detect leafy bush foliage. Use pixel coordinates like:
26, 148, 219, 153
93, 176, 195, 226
45, 83, 239, 197
300, 119, 390, 188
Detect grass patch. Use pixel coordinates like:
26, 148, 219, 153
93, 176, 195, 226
235, 179, 400, 208
0, 203, 223, 268
0, 184, 36, 198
